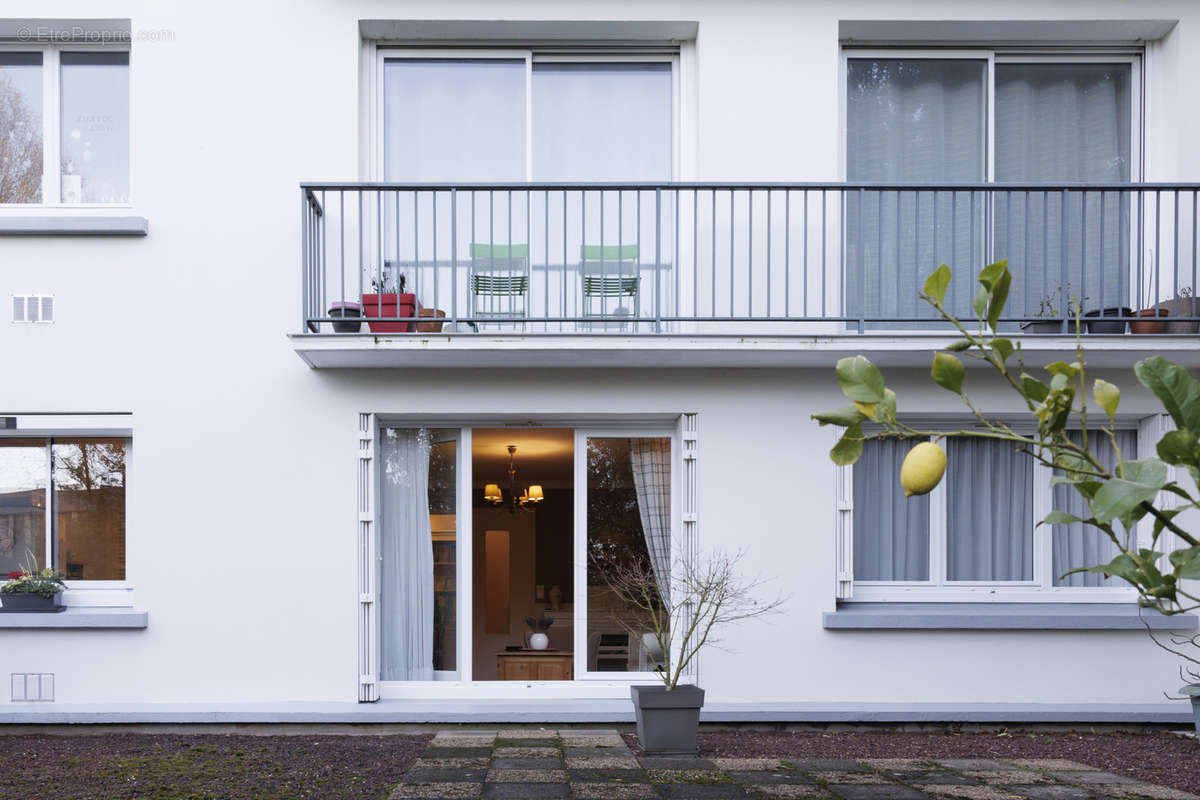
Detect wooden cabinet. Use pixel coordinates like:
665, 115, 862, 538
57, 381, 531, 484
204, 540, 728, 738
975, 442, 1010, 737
496, 650, 573, 681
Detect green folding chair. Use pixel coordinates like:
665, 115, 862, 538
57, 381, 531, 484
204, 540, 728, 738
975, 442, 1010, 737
581, 244, 639, 327
470, 243, 529, 325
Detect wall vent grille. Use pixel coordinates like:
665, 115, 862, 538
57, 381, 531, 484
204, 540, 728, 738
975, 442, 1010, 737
11, 673, 54, 702
11, 295, 54, 323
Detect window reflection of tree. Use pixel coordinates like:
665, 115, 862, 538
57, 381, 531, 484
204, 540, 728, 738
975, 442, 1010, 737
0, 74, 43, 204
53, 440, 126, 580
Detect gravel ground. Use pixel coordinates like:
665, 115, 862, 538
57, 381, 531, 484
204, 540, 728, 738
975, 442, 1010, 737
0, 732, 431, 800
626, 729, 1200, 795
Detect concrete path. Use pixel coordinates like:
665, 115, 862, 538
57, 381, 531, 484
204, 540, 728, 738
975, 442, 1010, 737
387, 729, 1199, 799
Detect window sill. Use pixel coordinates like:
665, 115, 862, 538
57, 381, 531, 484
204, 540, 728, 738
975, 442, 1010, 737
823, 603, 1197, 631
0, 608, 147, 629
0, 216, 148, 236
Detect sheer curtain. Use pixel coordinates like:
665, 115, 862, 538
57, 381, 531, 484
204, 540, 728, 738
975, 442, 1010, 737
845, 59, 986, 328
379, 428, 434, 681
994, 64, 1132, 321
1053, 430, 1137, 587
629, 438, 672, 604
946, 438, 1034, 581
853, 439, 930, 580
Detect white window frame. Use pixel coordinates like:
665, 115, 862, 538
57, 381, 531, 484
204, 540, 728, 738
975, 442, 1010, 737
0, 414, 133, 608
0, 42, 132, 211
845, 420, 1143, 603
370, 416, 687, 701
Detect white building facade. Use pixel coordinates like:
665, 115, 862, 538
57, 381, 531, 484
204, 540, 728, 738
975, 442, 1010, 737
2, 2, 1199, 723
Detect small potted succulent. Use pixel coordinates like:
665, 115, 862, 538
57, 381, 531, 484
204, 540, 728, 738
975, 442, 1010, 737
524, 616, 554, 650
361, 268, 416, 333
1, 563, 67, 613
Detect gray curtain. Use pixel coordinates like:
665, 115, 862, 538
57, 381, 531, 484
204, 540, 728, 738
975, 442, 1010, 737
379, 428, 434, 681
994, 64, 1132, 321
946, 438, 1034, 581
1053, 430, 1138, 587
853, 439, 930, 580
629, 438, 672, 605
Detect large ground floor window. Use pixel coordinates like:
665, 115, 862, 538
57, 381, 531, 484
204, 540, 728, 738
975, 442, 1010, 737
372, 422, 678, 688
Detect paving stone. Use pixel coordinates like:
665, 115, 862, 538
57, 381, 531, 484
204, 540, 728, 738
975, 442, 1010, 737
414, 757, 491, 769
497, 728, 560, 739
1048, 771, 1141, 785
486, 769, 569, 783
860, 759, 933, 771
572, 784, 663, 799
567, 746, 637, 757
887, 771, 981, 786
825, 786, 930, 800
402, 767, 489, 783
559, 734, 628, 747
962, 771, 1053, 785
657, 784, 749, 798
809, 772, 889, 785
648, 769, 734, 785
727, 770, 815, 785
425, 747, 497, 759
914, 786, 1021, 800
566, 755, 642, 769
1010, 761, 1099, 772
784, 760, 868, 772
491, 757, 566, 770
936, 761, 1016, 772
745, 786, 831, 798
1118, 785, 1200, 800
568, 767, 652, 783
640, 757, 719, 770
494, 746, 561, 759
482, 782, 572, 799
1003, 786, 1111, 800
714, 759, 791, 771
390, 783, 484, 799
495, 739, 561, 749
434, 732, 500, 746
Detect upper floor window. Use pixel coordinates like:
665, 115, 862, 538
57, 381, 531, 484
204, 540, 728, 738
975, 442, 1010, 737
0, 47, 130, 206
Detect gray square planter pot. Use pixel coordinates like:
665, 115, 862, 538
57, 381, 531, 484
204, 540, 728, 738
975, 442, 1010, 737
1183, 685, 1200, 736
631, 684, 705, 755
0, 591, 63, 613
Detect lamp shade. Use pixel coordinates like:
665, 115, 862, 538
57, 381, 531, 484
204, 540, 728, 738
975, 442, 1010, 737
526, 485, 544, 502
483, 483, 502, 502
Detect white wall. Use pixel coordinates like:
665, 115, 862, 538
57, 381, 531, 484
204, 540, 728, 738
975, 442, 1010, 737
1, 0, 1198, 709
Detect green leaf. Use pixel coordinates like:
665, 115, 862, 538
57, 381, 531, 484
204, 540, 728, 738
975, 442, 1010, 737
812, 406, 867, 428
1093, 379, 1120, 422
1046, 361, 1079, 378
977, 260, 1008, 291
931, 352, 965, 395
1095, 553, 1141, 583
1090, 459, 1167, 523
986, 269, 1011, 331
1021, 373, 1049, 403
972, 287, 988, 320
1156, 428, 1200, 467
1134, 357, 1200, 433
1169, 545, 1200, 580
876, 389, 898, 425
923, 264, 952, 306
1122, 458, 1168, 488
830, 423, 864, 466
992, 338, 1014, 364
946, 338, 973, 352
853, 401, 877, 419
836, 356, 886, 404
1041, 509, 1086, 527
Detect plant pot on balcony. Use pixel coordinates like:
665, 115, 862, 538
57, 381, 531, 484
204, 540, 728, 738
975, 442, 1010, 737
1157, 296, 1200, 334
1130, 307, 1170, 335
328, 301, 362, 333
417, 306, 447, 333
0, 591, 64, 613
1083, 307, 1132, 334
361, 293, 416, 333
631, 684, 705, 755
1020, 319, 1079, 334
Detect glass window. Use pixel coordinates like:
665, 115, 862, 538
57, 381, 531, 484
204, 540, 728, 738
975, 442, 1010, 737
945, 438, 1034, 581
0, 440, 48, 574
60, 52, 130, 204
0, 53, 44, 204
853, 439, 930, 581
52, 439, 127, 580
1053, 430, 1137, 587
585, 436, 670, 673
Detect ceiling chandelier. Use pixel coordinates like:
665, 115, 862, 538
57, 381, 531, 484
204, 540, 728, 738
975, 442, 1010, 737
484, 445, 544, 514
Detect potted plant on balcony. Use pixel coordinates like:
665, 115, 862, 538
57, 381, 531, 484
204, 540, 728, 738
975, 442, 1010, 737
1020, 286, 1085, 334
1, 560, 67, 613
1157, 287, 1199, 334
591, 548, 783, 755
1131, 281, 1170, 334
361, 269, 416, 333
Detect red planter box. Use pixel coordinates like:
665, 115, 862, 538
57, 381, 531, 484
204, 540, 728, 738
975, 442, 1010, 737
361, 293, 416, 333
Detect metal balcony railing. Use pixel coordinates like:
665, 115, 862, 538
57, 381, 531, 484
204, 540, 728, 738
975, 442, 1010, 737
300, 182, 1200, 335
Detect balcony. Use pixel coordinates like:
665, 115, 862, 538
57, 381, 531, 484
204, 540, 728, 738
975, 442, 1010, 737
292, 182, 1200, 368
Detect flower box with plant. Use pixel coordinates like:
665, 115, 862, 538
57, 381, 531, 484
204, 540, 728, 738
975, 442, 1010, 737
1, 563, 67, 613
591, 548, 782, 755
361, 270, 415, 333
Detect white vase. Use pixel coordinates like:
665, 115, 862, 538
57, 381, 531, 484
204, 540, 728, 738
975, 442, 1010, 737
529, 632, 549, 650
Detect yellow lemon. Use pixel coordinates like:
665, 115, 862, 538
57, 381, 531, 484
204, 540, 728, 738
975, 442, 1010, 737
900, 441, 946, 497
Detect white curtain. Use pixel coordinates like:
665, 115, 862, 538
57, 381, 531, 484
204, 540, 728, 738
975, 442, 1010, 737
946, 438, 1034, 581
853, 439, 931, 580
629, 438, 672, 605
1053, 430, 1137, 587
379, 428, 434, 681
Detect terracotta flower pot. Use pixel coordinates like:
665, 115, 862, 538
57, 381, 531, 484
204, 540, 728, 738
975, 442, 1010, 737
1130, 307, 1169, 334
